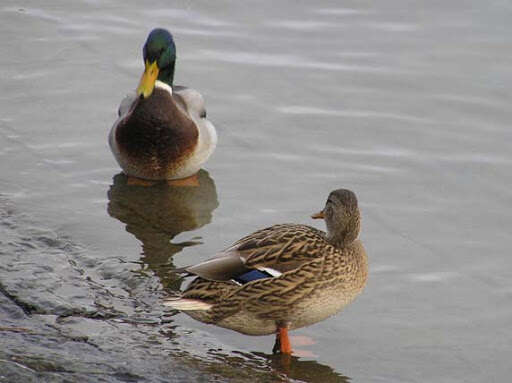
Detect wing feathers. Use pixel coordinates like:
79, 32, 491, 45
184, 251, 249, 281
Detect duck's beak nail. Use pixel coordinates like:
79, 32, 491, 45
311, 210, 324, 219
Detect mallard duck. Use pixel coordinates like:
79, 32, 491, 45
109, 28, 217, 185
164, 189, 368, 354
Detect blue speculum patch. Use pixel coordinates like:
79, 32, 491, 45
233, 269, 273, 284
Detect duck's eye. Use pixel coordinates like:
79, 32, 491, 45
200, 109, 207, 118
325, 204, 335, 217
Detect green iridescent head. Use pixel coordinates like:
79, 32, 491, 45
137, 28, 177, 98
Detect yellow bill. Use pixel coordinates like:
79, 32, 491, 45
137, 60, 159, 98
311, 210, 325, 219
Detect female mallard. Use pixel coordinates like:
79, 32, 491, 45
109, 28, 217, 186
164, 189, 368, 354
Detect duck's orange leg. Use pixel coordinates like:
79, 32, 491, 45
272, 325, 292, 354
167, 174, 199, 187
280, 327, 292, 354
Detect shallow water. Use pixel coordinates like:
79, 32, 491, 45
1, 0, 511, 382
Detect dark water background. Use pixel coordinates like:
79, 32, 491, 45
1, 1, 511, 382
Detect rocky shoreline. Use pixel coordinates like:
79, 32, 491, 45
0, 197, 283, 382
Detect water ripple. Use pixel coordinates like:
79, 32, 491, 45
190, 50, 410, 74
143, 9, 235, 27
314, 8, 369, 16
265, 20, 339, 30
2, 6, 62, 23
313, 146, 415, 158
364, 22, 420, 32
278, 105, 434, 124
407, 272, 460, 282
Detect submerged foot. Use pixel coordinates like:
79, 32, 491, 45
126, 176, 158, 186
167, 174, 199, 187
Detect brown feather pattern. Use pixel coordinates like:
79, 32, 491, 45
178, 223, 368, 334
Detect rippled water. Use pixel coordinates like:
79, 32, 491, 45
1, 0, 511, 382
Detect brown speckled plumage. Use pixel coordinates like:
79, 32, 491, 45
164, 189, 368, 336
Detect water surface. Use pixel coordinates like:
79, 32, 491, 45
1, 0, 511, 382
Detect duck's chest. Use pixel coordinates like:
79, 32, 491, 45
290, 243, 368, 329
289, 277, 366, 330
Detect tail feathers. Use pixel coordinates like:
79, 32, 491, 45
163, 298, 212, 311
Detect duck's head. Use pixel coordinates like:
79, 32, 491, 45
137, 28, 177, 98
312, 189, 361, 247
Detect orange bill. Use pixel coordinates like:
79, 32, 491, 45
311, 210, 324, 219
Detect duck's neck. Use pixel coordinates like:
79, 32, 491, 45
326, 215, 360, 248
158, 61, 176, 87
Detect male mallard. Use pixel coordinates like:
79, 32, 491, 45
109, 28, 217, 185
164, 189, 368, 354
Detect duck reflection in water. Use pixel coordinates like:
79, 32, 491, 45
256, 351, 350, 383
186, 348, 350, 383
107, 169, 218, 290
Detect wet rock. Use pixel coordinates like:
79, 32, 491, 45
0, 198, 292, 382
0, 201, 99, 317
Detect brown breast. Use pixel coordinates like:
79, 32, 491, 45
115, 87, 199, 178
